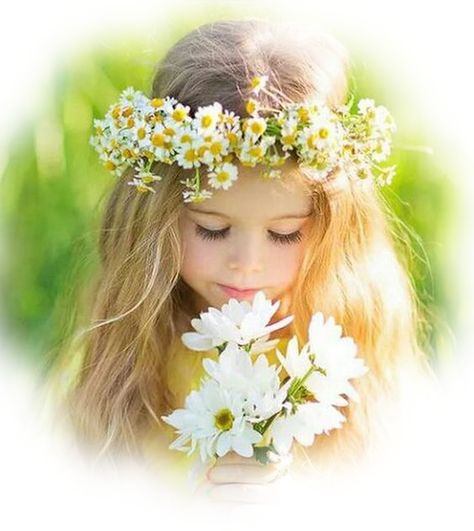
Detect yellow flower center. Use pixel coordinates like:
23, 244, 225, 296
191, 195, 206, 204
172, 108, 187, 122
227, 132, 238, 146
151, 98, 164, 109
151, 133, 165, 147
249, 146, 263, 158
184, 148, 198, 162
282, 134, 295, 145
122, 106, 133, 117
214, 408, 234, 431
137, 127, 146, 140
250, 77, 262, 90
216, 170, 229, 182
111, 106, 121, 119
358, 167, 369, 179
297, 107, 309, 122
315, 153, 328, 169
197, 145, 208, 157
142, 174, 154, 184
250, 121, 265, 135
246, 100, 258, 115
104, 160, 116, 171
307, 134, 317, 149
210, 141, 223, 155
319, 127, 329, 139
201, 115, 213, 128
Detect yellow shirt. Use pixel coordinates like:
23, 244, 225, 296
141, 335, 293, 491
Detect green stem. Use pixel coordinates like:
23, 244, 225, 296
194, 167, 200, 192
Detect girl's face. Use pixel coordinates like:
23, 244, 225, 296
178, 163, 314, 314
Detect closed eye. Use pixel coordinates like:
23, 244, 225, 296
194, 224, 303, 245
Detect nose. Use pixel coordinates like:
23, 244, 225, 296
227, 231, 264, 273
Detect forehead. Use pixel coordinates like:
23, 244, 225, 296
186, 163, 313, 221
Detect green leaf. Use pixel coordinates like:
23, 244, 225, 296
253, 442, 279, 465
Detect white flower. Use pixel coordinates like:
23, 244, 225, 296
250, 75, 269, 95
370, 138, 391, 162
119, 86, 149, 112
275, 313, 369, 408
194, 102, 223, 134
207, 162, 238, 190
269, 401, 346, 455
181, 290, 294, 352
358, 98, 376, 114
181, 188, 214, 203
202, 342, 291, 421
306, 312, 369, 406
175, 135, 205, 169
200, 132, 231, 166
168, 102, 191, 128
91, 87, 397, 199
275, 335, 312, 377
126, 177, 156, 194
161, 378, 262, 462
244, 117, 267, 139
221, 109, 240, 129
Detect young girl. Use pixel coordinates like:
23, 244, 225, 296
47, 18, 436, 504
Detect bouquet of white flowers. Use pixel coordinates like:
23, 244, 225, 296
161, 291, 368, 465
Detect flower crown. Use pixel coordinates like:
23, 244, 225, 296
89, 75, 397, 203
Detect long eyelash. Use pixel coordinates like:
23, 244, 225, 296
195, 225, 229, 241
270, 230, 303, 245
194, 224, 303, 245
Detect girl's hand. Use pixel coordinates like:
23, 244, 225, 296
194, 450, 293, 505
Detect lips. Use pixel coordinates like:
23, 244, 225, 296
218, 284, 262, 299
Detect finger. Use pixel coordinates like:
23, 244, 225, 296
216, 451, 256, 465
208, 483, 273, 505
217, 450, 283, 467
208, 464, 282, 484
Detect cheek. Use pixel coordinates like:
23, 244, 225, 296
179, 222, 221, 279
267, 244, 305, 283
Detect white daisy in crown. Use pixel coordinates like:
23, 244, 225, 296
90, 75, 398, 202
200, 133, 231, 166
206, 162, 238, 190
250, 74, 269, 95
194, 102, 223, 134
167, 102, 192, 128
119, 86, 149, 112
174, 135, 206, 169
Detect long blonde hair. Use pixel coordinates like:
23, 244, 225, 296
51, 18, 434, 468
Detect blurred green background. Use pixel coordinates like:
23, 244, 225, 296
0, 7, 459, 375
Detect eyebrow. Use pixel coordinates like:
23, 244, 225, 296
187, 207, 313, 220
